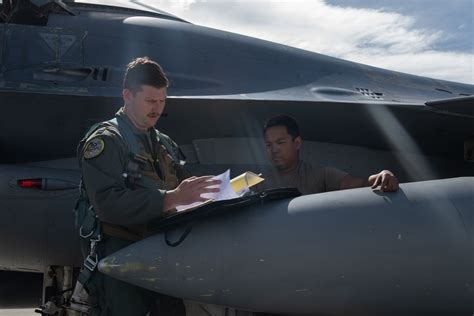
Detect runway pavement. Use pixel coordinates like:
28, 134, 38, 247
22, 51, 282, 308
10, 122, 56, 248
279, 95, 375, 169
0, 271, 42, 316
0, 309, 36, 316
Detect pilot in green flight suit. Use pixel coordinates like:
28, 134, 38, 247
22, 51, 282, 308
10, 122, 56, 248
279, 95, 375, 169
78, 57, 220, 316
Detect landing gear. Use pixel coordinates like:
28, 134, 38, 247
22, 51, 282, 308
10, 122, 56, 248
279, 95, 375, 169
35, 266, 89, 316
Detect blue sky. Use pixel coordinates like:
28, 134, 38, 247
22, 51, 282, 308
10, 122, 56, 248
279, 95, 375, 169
327, 0, 472, 52
100, 0, 474, 84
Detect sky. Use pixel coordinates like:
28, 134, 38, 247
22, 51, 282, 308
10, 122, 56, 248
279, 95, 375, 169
138, 0, 473, 85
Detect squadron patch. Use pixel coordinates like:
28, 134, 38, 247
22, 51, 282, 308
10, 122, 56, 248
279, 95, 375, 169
83, 138, 105, 159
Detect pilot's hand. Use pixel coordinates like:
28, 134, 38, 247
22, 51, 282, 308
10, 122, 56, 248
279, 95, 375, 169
164, 176, 221, 212
368, 170, 399, 192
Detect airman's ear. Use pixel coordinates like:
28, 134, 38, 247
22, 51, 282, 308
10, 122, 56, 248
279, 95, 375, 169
294, 136, 302, 150
123, 89, 131, 104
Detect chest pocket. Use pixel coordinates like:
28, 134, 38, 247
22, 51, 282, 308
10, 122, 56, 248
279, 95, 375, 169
135, 138, 179, 190
157, 144, 179, 189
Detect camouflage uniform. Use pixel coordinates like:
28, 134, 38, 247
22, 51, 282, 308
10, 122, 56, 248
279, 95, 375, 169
79, 108, 187, 316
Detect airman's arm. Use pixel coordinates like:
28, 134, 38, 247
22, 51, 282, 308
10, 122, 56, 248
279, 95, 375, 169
82, 130, 221, 224
81, 131, 169, 225
340, 170, 399, 192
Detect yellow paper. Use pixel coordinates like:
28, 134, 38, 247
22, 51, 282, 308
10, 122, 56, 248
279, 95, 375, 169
230, 171, 264, 193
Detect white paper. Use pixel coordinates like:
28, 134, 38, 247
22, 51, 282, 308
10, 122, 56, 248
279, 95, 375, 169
176, 170, 240, 212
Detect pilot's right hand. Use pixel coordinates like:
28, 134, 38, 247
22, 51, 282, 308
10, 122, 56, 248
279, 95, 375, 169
163, 176, 221, 212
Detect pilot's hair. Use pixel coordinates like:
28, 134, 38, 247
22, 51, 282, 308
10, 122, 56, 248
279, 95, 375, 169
123, 57, 169, 93
263, 114, 300, 139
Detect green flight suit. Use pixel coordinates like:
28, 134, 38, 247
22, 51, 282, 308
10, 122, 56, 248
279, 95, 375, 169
79, 109, 186, 316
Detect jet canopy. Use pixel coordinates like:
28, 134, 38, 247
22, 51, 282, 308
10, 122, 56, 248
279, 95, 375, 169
0, 0, 186, 25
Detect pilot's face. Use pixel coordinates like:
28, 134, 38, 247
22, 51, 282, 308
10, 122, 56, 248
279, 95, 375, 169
264, 125, 301, 171
123, 85, 167, 130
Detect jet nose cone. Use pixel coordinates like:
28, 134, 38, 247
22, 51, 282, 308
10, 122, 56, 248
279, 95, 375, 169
98, 236, 174, 290
99, 244, 152, 280
99, 254, 146, 276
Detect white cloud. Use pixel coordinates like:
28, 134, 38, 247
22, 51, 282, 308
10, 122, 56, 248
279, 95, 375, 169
151, 0, 473, 84
347, 51, 473, 84
142, 0, 197, 11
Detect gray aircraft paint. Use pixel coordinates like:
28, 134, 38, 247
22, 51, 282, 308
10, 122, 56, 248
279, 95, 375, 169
100, 177, 474, 315
0, 164, 81, 272
0, 0, 474, 312
1, 1, 473, 164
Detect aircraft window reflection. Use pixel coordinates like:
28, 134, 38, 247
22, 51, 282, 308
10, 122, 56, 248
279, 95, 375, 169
65, 0, 176, 18
0, 1, 184, 25
0, 0, 7, 24
0, 0, 50, 26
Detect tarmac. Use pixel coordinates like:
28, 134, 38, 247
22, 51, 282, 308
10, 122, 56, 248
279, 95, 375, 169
0, 271, 42, 316
0, 309, 36, 316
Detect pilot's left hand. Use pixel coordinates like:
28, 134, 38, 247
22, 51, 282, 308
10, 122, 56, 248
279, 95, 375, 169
368, 170, 399, 192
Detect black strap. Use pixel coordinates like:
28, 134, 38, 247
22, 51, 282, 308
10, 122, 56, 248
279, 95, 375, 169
158, 188, 301, 230
165, 223, 194, 247
159, 188, 301, 247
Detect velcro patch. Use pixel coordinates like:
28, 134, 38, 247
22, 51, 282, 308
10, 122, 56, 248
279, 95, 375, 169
84, 138, 105, 159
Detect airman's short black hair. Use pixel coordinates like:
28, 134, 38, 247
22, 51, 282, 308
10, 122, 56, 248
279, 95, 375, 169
263, 114, 300, 139
123, 57, 169, 93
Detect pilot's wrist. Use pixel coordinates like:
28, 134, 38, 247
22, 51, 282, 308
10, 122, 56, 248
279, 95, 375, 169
163, 189, 178, 212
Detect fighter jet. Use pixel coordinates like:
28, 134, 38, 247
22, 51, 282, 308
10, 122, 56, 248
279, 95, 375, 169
0, 0, 473, 314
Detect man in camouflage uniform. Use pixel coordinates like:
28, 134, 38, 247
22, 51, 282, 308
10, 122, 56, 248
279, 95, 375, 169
258, 114, 399, 194
79, 57, 220, 315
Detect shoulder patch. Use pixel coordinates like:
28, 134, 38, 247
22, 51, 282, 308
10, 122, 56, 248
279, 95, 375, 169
83, 138, 105, 159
